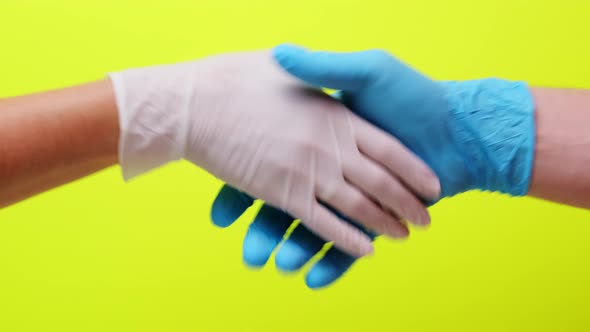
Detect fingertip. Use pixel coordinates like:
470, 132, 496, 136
272, 43, 307, 68
242, 232, 275, 267
275, 241, 310, 272
243, 256, 269, 268
357, 233, 375, 258
242, 205, 295, 268
210, 186, 254, 228
306, 269, 334, 289
383, 225, 409, 240
416, 214, 432, 226
273, 43, 306, 54
412, 220, 432, 230
397, 227, 410, 238
305, 257, 353, 289
274, 225, 326, 272
409, 208, 431, 226
426, 176, 442, 201
414, 165, 442, 202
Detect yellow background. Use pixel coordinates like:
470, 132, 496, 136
1, 1, 590, 331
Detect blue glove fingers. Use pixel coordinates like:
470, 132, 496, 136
306, 247, 357, 289
274, 203, 376, 287
273, 44, 379, 91
274, 224, 326, 272
304, 207, 377, 288
210, 185, 255, 228
243, 204, 295, 267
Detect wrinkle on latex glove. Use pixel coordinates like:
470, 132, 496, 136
443, 79, 535, 195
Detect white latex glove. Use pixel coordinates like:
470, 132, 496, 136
109, 50, 441, 257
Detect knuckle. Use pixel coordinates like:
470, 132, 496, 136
318, 178, 341, 201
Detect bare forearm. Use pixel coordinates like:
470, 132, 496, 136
0, 80, 119, 207
528, 87, 590, 208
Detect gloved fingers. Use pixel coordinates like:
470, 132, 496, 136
305, 246, 357, 289
242, 204, 295, 267
210, 184, 256, 228
289, 200, 374, 258
323, 204, 378, 239
344, 155, 431, 226
303, 206, 377, 289
274, 224, 326, 272
353, 117, 441, 201
273, 44, 376, 91
316, 180, 409, 239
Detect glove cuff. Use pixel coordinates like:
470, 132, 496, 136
442, 79, 536, 196
109, 66, 191, 181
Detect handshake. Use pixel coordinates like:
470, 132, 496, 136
111, 44, 535, 289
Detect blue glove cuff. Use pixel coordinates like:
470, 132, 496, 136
442, 79, 536, 196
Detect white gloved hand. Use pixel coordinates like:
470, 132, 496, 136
109, 50, 440, 257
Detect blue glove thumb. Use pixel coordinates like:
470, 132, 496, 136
273, 44, 385, 91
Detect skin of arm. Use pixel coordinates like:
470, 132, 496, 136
528, 88, 590, 208
0, 80, 588, 210
0, 80, 119, 208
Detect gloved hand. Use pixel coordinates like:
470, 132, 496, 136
110, 50, 441, 257
211, 45, 535, 288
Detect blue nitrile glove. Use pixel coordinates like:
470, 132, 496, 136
210, 44, 535, 289
212, 186, 376, 288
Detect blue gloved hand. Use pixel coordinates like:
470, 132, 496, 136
212, 185, 376, 289
211, 44, 535, 288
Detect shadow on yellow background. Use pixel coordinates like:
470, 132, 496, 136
1, 1, 589, 331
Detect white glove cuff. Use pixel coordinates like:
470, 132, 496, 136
109, 67, 190, 181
